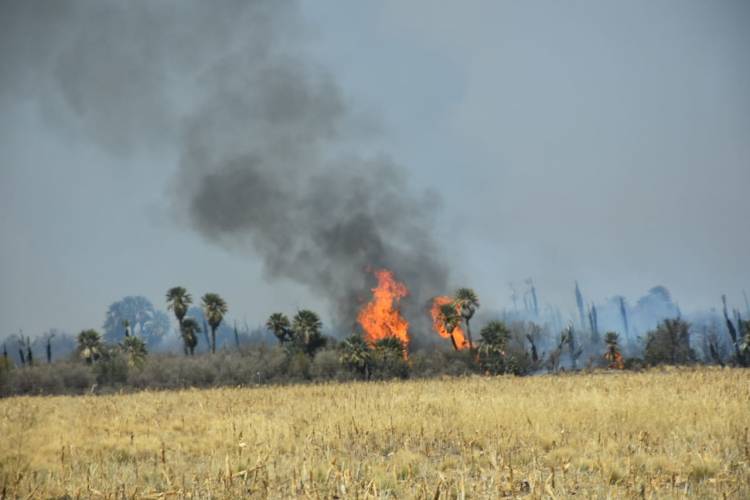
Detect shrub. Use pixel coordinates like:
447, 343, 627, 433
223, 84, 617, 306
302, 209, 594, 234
0, 357, 12, 396
287, 352, 312, 380
8, 364, 64, 395
249, 346, 289, 383
442, 350, 481, 376
311, 349, 341, 380
644, 319, 696, 366
180, 356, 217, 386
128, 357, 172, 389
59, 362, 95, 392
410, 349, 479, 378
213, 353, 257, 386
94, 351, 129, 386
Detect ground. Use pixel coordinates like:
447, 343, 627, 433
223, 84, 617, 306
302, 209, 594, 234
1, 367, 748, 498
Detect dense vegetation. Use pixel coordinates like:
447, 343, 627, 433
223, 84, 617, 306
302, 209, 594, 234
1, 286, 748, 397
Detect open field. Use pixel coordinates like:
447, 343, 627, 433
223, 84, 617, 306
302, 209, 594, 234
1, 367, 749, 499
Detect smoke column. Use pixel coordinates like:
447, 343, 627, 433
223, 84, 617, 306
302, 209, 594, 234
0, 1, 449, 336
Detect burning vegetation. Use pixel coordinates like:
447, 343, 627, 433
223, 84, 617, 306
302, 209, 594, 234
3, 278, 750, 397
356, 269, 410, 356
430, 296, 469, 350
3, 270, 749, 395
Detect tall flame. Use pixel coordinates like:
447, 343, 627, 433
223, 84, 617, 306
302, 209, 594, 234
430, 296, 469, 350
357, 269, 410, 354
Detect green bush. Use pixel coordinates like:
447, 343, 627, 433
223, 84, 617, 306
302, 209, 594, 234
94, 351, 129, 386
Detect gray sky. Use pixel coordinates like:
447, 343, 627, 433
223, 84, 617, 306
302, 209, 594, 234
1, 1, 749, 337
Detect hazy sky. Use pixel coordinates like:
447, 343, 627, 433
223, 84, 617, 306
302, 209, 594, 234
2, 1, 749, 337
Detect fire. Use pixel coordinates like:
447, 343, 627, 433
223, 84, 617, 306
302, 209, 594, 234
430, 296, 469, 350
357, 269, 410, 354
605, 350, 624, 369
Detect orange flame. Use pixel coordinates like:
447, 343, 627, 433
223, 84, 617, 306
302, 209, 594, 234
604, 350, 624, 369
430, 296, 469, 350
357, 269, 410, 355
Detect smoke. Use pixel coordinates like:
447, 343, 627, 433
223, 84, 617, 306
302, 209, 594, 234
1, 0, 448, 334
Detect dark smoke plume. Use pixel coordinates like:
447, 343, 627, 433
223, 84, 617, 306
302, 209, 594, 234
1, 1, 449, 335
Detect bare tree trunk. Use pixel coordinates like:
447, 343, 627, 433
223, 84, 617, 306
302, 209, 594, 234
211, 325, 217, 354
465, 318, 474, 350
202, 319, 210, 351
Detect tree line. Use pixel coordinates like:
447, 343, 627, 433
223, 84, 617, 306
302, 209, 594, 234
2, 285, 749, 397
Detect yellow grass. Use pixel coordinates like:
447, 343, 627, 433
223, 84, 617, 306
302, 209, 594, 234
1, 367, 748, 498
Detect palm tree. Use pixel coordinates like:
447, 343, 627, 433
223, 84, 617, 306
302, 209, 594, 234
371, 336, 408, 376
438, 303, 462, 350
374, 336, 405, 352
292, 310, 322, 345
292, 310, 326, 355
339, 335, 372, 379
166, 286, 192, 325
202, 293, 228, 354
120, 335, 147, 367
454, 288, 479, 350
478, 321, 511, 375
180, 318, 201, 356
201, 317, 211, 349
266, 313, 292, 343
77, 329, 102, 364
604, 332, 624, 369
479, 320, 510, 347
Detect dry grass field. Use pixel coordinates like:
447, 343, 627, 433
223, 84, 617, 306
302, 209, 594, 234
1, 367, 748, 499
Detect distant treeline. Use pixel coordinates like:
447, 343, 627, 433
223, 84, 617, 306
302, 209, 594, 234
1, 318, 747, 397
